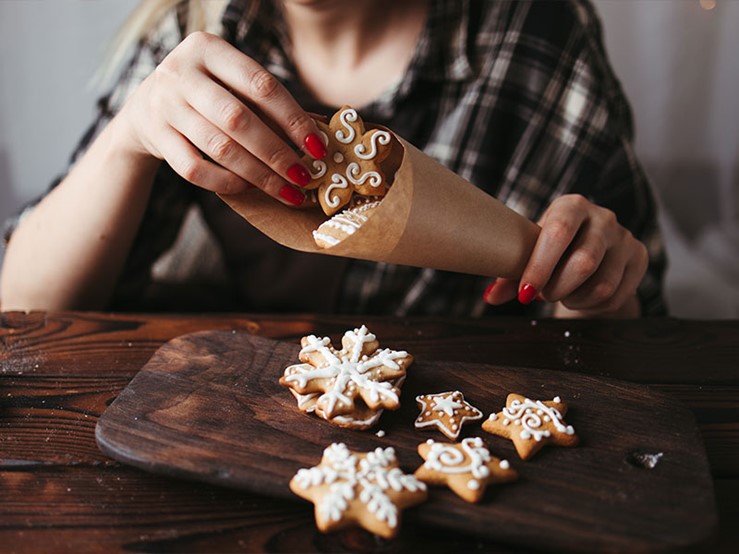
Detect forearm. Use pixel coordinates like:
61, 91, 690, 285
0, 116, 161, 310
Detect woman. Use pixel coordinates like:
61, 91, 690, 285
0, 0, 666, 317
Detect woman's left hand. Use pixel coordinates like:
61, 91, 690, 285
483, 194, 649, 317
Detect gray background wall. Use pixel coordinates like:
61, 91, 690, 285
1, 0, 737, 318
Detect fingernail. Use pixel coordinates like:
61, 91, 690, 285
286, 163, 311, 187
279, 185, 305, 206
483, 280, 497, 302
518, 283, 538, 305
305, 133, 327, 160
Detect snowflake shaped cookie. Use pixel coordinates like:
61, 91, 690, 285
414, 391, 483, 440
303, 106, 393, 216
482, 393, 578, 460
279, 325, 412, 420
290, 442, 427, 538
286, 372, 405, 431
414, 438, 517, 503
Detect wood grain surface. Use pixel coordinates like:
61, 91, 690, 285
2, 311, 738, 553
96, 330, 716, 553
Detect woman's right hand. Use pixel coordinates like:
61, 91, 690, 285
114, 31, 327, 205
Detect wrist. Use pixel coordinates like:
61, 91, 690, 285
105, 110, 162, 174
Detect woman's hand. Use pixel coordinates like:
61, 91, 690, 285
113, 32, 327, 205
483, 194, 649, 317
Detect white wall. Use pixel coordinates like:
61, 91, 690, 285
0, 0, 133, 248
594, 0, 739, 318
1, 1, 737, 317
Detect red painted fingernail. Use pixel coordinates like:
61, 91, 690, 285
286, 163, 311, 187
279, 185, 305, 206
305, 133, 327, 160
483, 280, 497, 301
518, 283, 538, 305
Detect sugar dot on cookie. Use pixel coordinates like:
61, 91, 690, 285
333, 152, 344, 163
499, 460, 510, 470
467, 479, 480, 490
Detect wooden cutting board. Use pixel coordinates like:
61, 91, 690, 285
95, 331, 716, 552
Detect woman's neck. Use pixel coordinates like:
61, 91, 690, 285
281, 0, 428, 108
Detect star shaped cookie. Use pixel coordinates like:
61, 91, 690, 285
303, 106, 393, 215
482, 393, 578, 460
279, 325, 412, 420
414, 438, 517, 503
290, 443, 427, 538
414, 391, 483, 440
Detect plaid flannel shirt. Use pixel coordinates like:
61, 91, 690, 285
4, 0, 667, 316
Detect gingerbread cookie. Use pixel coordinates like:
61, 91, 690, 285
414, 438, 517, 503
482, 393, 578, 460
287, 373, 406, 430
414, 391, 483, 440
290, 442, 427, 538
303, 106, 393, 216
313, 197, 382, 249
279, 325, 413, 422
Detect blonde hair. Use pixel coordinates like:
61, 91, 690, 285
95, 0, 229, 87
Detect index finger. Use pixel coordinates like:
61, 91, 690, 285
198, 33, 326, 159
518, 201, 587, 305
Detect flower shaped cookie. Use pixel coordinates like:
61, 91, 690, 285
303, 106, 393, 215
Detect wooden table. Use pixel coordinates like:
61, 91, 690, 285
1, 311, 737, 553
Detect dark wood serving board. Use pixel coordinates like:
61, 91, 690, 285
96, 331, 716, 552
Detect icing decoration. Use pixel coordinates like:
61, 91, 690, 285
290, 443, 427, 538
312, 199, 382, 248
287, 374, 407, 430
414, 438, 517, 503
303, 106, 393, 216
280, 325, 412, 419
414, 391, 483, 440
482, 393, 579, 460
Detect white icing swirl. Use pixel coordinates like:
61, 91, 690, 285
324, 174, 349, 208
309, 159, 327, 179
345, 162, 382, 188
424, 438, 492, 480
335, 108, 358, 143
503, 398, 575, 441
354, 130, 391, 160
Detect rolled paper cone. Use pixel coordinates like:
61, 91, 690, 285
219, 134, 540, 279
